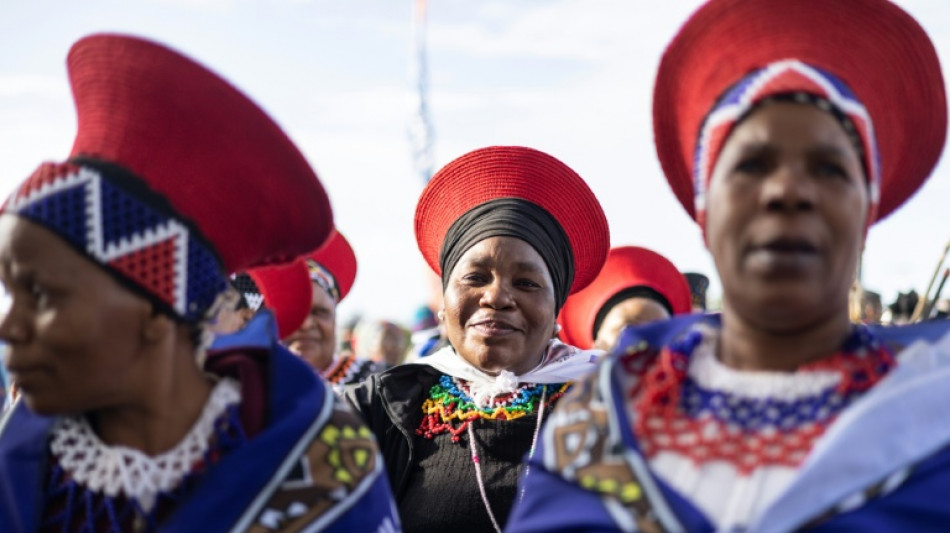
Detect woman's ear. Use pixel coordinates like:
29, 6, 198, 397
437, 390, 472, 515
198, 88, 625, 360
141, 305, 173, 345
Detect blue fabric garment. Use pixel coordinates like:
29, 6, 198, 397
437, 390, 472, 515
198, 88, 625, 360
0, 311, 400, 532
507, 314, 950, 533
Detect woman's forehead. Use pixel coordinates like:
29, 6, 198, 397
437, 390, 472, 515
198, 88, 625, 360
458, 237, 547, 267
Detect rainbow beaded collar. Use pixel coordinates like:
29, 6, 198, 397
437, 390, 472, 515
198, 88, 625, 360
417, 375, 569, 442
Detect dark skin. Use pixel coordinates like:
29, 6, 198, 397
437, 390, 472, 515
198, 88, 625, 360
442, 236, 558, 376
0, 216, 213, 455
705, 103, 869, 371
285, 282, 337, 372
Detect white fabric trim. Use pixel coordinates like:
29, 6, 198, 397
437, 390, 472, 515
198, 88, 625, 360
688, 324, 842, 400
419, 338, 601, 407
49, 378, 241, 512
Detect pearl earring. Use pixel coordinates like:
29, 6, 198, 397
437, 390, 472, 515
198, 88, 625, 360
437, 309, 445, 321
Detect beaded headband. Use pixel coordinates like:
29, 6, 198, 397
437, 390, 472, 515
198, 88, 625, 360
693, 59, 881, 228
3, 161, 226, 323
306, 259, 340, 303
230, 272, 263, 312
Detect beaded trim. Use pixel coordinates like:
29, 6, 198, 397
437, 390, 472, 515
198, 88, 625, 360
4, 161, 228, 322
48, 378, 242, 512
632, 324, 895, 474
322, 353, 366, 385
417, 375, 569, 442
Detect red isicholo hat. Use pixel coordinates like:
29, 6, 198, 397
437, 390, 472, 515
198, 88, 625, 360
248, 229, 357, 338
557, 246, 691, 349
306, 229, 357, 303
414, 146, 609, 295
247, 259, 311, 339
2, 34, 333, 323
653, 0, 946, 225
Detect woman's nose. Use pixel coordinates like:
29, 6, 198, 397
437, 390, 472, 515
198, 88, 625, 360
480, 280, 514, 308
762, 164, 816, 212
0, 304, 28, 346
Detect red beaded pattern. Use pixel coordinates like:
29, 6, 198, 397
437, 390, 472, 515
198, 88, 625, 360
630, 326, 894, 475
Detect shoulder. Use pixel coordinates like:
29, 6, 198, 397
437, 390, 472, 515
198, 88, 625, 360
246, 396, 396, 531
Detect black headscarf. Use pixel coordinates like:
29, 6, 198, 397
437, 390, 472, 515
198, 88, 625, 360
439, 198, 574, 312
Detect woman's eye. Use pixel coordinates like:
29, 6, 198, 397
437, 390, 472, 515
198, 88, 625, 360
462, 273, 488, 284
815, 161, 847, 179
30, 284, 49, 306
734, 157, 767, 174
516, 279, 540, 289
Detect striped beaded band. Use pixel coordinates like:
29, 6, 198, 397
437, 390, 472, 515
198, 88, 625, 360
693, 59, 881, 228
3, 160, 228, 323
305, 258, 340, 302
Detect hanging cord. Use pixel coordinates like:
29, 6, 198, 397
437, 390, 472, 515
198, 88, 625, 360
468, 385, 548, 533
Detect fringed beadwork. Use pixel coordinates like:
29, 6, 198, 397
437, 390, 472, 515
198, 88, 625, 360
632, 324, 895, 474
417, 375, 569, 442
41, 396, 247, 532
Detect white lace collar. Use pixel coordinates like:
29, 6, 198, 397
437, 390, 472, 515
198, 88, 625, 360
49, 378, 242, 512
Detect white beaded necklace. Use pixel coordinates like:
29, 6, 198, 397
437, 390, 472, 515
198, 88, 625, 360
49, 378, 241, 512
467, 384, 548, 533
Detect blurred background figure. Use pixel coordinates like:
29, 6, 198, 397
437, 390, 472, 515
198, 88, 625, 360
684, 271, 710, 312
354, 319, 410, 370
407, 303, 445, 360
339, 313, 363, 353
861, 289, 883, 324
886, 290, 919, 325
558, 246, 692, 351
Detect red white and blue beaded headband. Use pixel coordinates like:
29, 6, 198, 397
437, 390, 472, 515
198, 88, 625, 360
3, 160, 227, 323
693, 59, 881, 228
305, 259, 340, 303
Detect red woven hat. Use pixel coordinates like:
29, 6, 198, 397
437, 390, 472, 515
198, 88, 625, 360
414, 146, 609, 294
653, 0, 947, 224
307, 229, 357, 302
557, 246, 691, 349
3, 34, 333, 322
248, 230, 356, 338
248, 259, 311, 339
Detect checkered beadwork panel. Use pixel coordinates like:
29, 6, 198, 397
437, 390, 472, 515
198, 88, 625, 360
4, 162, 227, 322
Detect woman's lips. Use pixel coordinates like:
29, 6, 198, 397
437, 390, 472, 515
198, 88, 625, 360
746, 238, 820, 276
469, 320, 518, 336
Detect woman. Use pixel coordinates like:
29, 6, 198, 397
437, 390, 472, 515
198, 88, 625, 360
256, 230, 381, 389
0, 34, 397, 531
346, 146, 609, 531
509, 0, 950, 531
558, 246, 692, 351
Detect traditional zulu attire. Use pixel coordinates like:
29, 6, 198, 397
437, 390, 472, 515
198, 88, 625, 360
509, 0, 950, 531
347, 146, 609, 531
558, 245, 693, 350
0, 34, 397, 531
248, 230, 382, 391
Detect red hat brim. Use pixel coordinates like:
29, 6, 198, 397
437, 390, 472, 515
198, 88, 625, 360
558, 246, 691, 349
67, 34, 333, 271
248, 259, 311, 339
248, 229, 356, 339
414, 146, 609, 294
653, 0, 946, 223
309, 229, 357, 302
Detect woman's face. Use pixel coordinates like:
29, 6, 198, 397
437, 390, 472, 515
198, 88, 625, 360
285, 282, 337, 371
705, 102, 868, 331
593, 297, 670, 351
443, 236, 557, 375
0, 216, 154, 415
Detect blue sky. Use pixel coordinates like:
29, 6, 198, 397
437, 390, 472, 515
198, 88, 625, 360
2, 0, 949, 325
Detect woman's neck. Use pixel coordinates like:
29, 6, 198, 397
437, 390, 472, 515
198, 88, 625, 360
90, 337, 214, 456
718, 304, 854, 372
